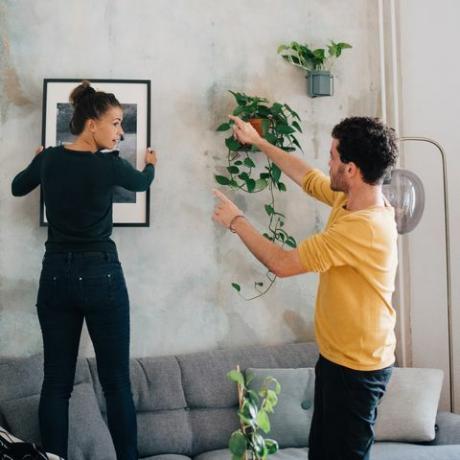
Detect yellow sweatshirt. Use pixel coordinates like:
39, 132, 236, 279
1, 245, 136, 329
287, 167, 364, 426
298, 169, 398, 371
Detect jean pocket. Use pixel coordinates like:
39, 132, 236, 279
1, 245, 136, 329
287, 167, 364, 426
37, 271, 64, 309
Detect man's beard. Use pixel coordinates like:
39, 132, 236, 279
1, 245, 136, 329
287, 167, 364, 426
330, 166, 348, 192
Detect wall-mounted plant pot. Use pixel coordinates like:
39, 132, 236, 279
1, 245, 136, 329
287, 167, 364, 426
248, 118, 271, 137
306, 70, 334, 98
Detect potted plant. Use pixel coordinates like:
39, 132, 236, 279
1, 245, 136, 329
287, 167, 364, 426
227, 366, 281, 460
277, 40, 352, 97
215, 91, 302, 300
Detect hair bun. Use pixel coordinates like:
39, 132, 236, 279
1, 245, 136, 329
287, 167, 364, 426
69, 80, 96, 106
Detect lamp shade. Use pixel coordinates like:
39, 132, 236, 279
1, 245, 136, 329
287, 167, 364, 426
382, 168, 425, 234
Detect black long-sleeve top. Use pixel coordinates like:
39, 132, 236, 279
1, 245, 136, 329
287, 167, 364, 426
12, 145, 155, 253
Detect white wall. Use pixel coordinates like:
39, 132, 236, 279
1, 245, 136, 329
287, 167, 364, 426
0, 0, 382, 358
396, 0, 460, 412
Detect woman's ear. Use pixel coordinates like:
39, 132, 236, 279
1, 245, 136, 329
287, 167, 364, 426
86, 118, 96, 133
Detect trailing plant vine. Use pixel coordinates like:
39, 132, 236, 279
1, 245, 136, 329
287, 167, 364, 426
227, 367, 281, 460
215, 91, 302, 300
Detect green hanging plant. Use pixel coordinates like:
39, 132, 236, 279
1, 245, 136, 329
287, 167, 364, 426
215, 91, 302, 300
227, 367, 281, 460
277, 40, 352, 72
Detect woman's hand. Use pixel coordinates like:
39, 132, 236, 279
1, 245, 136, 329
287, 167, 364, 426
145, 147, 157, 166
35, 146, 44, 155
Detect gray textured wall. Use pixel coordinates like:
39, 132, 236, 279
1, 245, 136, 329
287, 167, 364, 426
0, 0, 381, 357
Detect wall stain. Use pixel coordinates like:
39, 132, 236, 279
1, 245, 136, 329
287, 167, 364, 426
283, 309, 311, 341
0, 2, 33, 121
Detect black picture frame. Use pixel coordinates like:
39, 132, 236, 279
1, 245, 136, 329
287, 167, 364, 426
40, 78, 151, 227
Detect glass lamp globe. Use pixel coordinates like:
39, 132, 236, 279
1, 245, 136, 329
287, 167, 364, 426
382, 169, 425, 234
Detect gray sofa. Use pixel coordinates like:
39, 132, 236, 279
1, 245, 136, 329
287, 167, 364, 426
1, 342, 460, 459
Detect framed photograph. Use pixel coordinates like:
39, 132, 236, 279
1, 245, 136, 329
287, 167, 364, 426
40, 78, 151, 226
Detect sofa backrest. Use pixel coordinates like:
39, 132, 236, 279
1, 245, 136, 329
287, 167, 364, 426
1, 342, 319, 458
89, 342, 319, 457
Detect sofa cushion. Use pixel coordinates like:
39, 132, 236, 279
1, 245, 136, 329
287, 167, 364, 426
137, 410, 193, 458
141, 456, 191, 460
0, 354, 91, 403
0, 382, 116, 460
193, 447, 308, 460
177, 343, 319, 409
246, 368, 314, 448
89, 356, 187, 413
371, 442, 460, 460
374, 368, 443, 442
189, 408, 239, 455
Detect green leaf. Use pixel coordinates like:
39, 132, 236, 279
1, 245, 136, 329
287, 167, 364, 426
227, 370, 245, 386
215, 175, 231, 186
241, 400, 258, 419
291, 137, 302, 151
239, 172, 250, 181
277, 182, 286, 192
246, 178, 256, 193
265, 439, 279, 455
234, 160, 243, 166
227, 166, 240, 174
243, 157, 256, 168
277, 44, 289, 53
247, 389, 260, 406
232, 283, 241, 292
286, 236, 297, 248
259, 172, 270, 180
292, 120, 302, 133
265, 132, 277, 145
256, 410, 271, 433
264, 204, 274, 216
275, 124, 295, 135
229, 431, 247, 456
217, 122, 231, 132
271, 102, 283, 114
271, 164, 282, 182
253, 434, 268, 457
255, 178, 268, 191
226, 137, 242, 151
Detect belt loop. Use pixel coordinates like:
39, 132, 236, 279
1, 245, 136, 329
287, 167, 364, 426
66, 252, 72, 265
105, 251, 110, 263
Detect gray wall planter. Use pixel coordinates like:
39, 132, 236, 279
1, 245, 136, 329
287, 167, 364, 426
306, 70, 334, 97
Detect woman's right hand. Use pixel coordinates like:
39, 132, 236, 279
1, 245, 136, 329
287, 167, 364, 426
145, 147, 157, 166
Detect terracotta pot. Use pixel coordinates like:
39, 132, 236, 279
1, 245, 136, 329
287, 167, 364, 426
249, 118, 265, 137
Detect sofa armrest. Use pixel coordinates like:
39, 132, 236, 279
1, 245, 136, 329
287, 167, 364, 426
432, 411, 460, 445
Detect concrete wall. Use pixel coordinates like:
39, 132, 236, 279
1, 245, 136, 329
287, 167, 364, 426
0, 0, 381, 358
396, 0, 460, 411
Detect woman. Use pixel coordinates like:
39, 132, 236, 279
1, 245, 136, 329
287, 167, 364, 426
11, 80, 156, 459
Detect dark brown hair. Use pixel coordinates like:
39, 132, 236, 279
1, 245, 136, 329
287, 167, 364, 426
69, 80, 121, 135
331, 116, 398, 185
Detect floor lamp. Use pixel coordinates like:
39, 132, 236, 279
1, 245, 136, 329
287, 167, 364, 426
382, 136, 454, 411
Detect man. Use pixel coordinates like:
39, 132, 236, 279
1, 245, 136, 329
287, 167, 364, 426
213, 115, 399, 460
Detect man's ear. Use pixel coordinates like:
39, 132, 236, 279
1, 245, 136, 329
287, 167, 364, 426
347, 162, 359, 178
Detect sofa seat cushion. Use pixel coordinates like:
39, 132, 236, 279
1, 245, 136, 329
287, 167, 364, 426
372, 442, 460, 459
193, 448, 308, 460
140, 456, 192, 460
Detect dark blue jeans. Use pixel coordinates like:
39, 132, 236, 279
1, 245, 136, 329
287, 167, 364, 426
308, 355, 393, 460
36, 251, 137, 460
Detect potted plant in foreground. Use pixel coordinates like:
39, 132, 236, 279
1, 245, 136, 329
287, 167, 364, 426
215, 91, 302, 300
277, 40, 352, 97
227, 367, 281, 460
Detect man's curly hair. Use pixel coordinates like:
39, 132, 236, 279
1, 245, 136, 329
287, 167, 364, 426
331, 117, 398, 185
